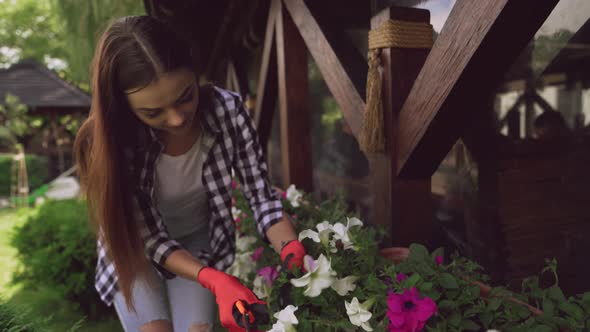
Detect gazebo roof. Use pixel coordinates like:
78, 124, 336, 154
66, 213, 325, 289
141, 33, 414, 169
0, 59, 91, 109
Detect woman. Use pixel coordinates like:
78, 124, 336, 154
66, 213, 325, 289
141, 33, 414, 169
74, 16, 306, 332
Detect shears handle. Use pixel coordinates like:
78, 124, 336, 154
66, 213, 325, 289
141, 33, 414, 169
232, 300, 270, 331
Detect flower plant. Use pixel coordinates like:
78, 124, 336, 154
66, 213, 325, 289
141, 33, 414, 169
229, 182, 590, 331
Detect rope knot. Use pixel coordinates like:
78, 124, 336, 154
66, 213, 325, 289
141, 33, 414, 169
359, 19, 433, 153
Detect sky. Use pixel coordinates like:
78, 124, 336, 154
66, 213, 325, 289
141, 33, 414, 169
537, 0, 590, 36
414, 0, 456, 33
413, 0, 589, 35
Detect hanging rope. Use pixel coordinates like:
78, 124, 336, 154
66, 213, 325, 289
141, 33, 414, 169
359, 19, 433, 153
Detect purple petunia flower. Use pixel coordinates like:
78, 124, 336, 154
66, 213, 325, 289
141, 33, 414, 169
257, 266, 279, 287
435, 256, 443, 266
251, 246, 264, 261
387, 287, 437, 332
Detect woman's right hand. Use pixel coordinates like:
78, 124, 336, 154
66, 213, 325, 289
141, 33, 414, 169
197, 267, 265, 331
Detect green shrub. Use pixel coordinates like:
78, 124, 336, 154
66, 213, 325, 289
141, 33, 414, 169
10, 199, 109, 319
0, 153, 49, 197
0, 300, 50, 332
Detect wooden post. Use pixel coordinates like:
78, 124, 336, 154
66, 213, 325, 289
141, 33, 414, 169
49, 112, 65, 174
276, 0, 313, 192
369, 7, 432, 247
462, 94, 507, 283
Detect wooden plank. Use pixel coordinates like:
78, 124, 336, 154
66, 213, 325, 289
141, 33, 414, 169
283, 0, 364, 138
254, 0, 279, 149
368, 6, 432, 247
397, 0, 560, 177
276, 0, 313, 192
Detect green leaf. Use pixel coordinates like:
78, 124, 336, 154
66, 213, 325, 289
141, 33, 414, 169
448, 313, 461, 328
438, 300, 457, 311
488, 298, 503, 311
559, 301, 584, 321
547, 286, 566, 302
439, 273, 459, 289
406, 273, 421, 287
408, 243, 429, 261
542, 298, 555, 316
460, 319, 480, 331
480, 311, 493, 327
419, 282, 433, 292
461, 285, 480, 303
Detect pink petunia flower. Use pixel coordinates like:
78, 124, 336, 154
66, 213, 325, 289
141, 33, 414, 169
232, 180, 237, 189
251, 247, 264, 261
257, 266, 279, 287
232, 197, 236, 205
281, 191, 287, 199
241, 212, 247, 218
235, 217, 241, 224
396, 273, 408, 282
387, 287, 437, 332
435, 256, 443, 266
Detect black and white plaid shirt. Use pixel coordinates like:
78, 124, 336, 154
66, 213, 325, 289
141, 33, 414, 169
95, 86, 283, 306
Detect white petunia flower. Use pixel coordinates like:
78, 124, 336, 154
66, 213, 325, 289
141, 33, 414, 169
285, 184, 303, 207
290, 254, 336, 297
227, 252, 256, 281
331, 275, 359, 296
268, 321, 295, 332
298, 221, 334, 247
267, 305, 299, 332
345, 297, 374, 331
253, 275, 269, 299
236, 235, 257, 252
331, 217, 363, 251
232, 206, 242, 220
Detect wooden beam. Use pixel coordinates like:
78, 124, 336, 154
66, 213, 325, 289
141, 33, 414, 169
368, 6, 432, 248
205, 0, 262, 81
397, 0, 560, 178
254, 0, 279, 149
283, 0, 365, 138
276, 0, 313, 192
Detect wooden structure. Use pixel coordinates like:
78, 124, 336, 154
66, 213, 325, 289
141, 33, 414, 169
10, 146, 29, 208
0, 59, 91, 177
147, 0, 590, 292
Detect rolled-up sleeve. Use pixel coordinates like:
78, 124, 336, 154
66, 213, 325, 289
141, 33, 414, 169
232, 99, 283, 241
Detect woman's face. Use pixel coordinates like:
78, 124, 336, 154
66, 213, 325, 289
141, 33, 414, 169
126, 68, 199, 138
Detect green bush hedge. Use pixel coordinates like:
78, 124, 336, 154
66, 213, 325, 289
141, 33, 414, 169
10, 199, 110, 319
0, 153, 49, 197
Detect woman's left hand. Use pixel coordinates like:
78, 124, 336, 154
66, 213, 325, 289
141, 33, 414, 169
280, 240, 306, 272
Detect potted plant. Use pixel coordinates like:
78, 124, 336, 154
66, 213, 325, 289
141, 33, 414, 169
230, 182, 590, 331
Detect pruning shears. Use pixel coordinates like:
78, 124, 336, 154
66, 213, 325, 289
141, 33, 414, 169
232, 300, 269, 332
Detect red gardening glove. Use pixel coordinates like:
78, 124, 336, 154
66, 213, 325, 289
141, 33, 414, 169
197, 267, 265, 332
280, 240, 306, 272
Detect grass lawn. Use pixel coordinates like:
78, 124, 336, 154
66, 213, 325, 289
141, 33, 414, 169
0, 208, 123, 332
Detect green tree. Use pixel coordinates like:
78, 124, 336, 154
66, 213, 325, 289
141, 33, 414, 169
50, 0, 146, 84
0, 0, 145, 87
0, 0, 67, 70
0, 93, 42, 149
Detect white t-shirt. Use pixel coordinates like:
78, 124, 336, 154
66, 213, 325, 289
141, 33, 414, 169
155, 131, 210, 239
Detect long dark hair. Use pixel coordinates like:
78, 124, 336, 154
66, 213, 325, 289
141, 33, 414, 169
73, 16, 199, 311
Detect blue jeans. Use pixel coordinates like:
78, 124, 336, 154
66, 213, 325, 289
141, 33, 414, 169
113, 229, 216, 332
